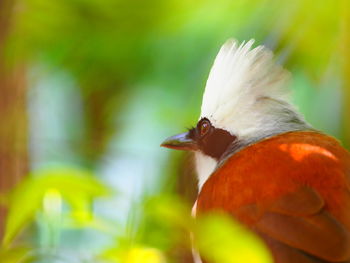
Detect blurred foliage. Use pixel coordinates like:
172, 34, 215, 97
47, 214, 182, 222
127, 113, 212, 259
3, 165, 111, 246
99, 196, 272, 263
0, 246, 34, 263
195, 214, 272, 263
1, 0, 349, 262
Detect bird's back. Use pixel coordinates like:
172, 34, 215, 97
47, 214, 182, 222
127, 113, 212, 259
197, 131, 350, 263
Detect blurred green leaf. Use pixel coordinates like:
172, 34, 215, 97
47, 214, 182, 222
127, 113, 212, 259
0, 246, 34, 263
124, 246, 166, 263
63, 212, 116, 233
136, 195, 194, 252
3, 165, 111, 246
146, 195, 193, 230
102, 245, 166, 263
194, 213, 273, 263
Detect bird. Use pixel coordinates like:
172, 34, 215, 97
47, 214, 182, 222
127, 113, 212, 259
161, 39, 350, 263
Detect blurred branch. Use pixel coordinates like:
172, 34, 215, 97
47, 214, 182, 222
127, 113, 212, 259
80, 85, 126, 165
0, 0, 28, 238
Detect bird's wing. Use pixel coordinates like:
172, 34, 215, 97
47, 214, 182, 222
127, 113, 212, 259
200, 185, 350, 263
251, 186, 350, 262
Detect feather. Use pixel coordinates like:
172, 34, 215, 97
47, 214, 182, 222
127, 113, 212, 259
200, 39, 309, 140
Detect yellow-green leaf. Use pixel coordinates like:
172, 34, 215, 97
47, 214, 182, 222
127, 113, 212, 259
3, 165, 111, 246
194, 213, 273, 263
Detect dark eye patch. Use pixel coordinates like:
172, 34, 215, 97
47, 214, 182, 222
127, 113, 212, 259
199, 128, 237, 159
187, 118, 237, 160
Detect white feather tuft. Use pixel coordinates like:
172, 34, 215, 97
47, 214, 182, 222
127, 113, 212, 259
200, 39, 307, 140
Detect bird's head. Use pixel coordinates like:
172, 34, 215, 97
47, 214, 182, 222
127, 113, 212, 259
161, 117, 236, 160
161, 39, 310, 188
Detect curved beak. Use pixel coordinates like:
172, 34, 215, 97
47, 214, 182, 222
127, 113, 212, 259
160, 132, 198, 151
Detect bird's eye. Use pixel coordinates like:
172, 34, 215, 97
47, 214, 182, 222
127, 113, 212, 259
199, 119, 211, 136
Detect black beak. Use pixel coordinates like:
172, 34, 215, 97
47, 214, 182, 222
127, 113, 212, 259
160, 132, 198, 151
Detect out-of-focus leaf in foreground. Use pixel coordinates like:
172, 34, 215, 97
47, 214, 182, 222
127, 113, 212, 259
102, 245, 166, 263
146, 195, 193, 229
194, 213, 273, 263
124, 247, 166, 263
0, 246, 35, 263
138, 195, 272, 263
3, 165, 111, 246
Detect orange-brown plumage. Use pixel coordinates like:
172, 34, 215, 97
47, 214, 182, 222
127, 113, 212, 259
197, 131, 350, 262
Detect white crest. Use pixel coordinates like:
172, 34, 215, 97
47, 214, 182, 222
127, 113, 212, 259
200, 39, 308, 140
